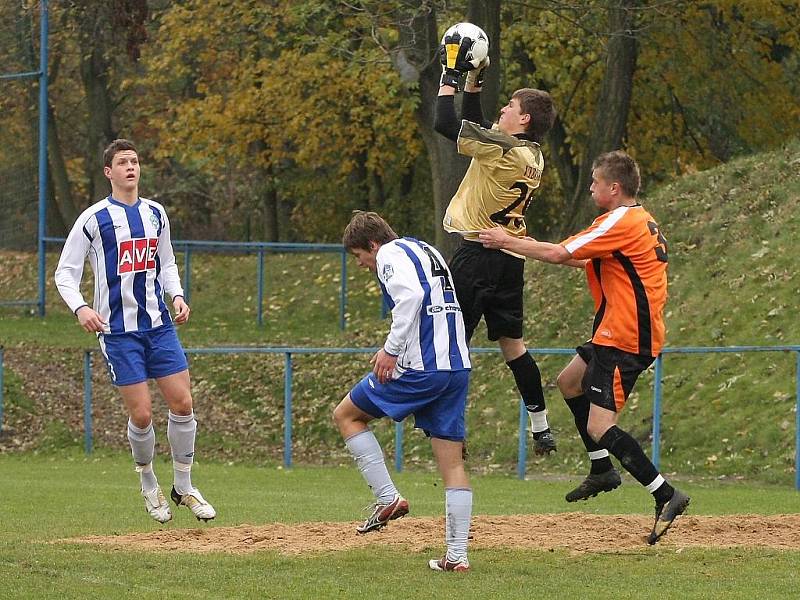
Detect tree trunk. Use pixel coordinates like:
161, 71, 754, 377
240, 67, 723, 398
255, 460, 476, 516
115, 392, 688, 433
261, 181, 279, 242
46, 100, 80, 227
560, 0, 638, 234
249, 143, 279, 241
468, 0, 501, 118
80, 30, 117, 202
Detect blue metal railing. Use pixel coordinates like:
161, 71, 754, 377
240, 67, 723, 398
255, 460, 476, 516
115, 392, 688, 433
2, 344, 795, 486
64, 344, 800, 490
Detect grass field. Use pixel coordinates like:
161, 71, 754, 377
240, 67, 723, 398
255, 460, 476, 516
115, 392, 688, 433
1, 142, 800, 598
1, 453, 799, 599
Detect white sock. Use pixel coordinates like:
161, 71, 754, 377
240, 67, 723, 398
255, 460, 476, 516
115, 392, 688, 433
135, 462, 158, 492
528, 408, 549, 433
127, 420, 158, 490
445, 488, 472, 562
168, 411, 196, 494
345, 430, 398, 503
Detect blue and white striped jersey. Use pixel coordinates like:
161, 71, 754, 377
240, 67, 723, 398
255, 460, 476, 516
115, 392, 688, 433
55, 196, 183, 334
378, 237, 471, 372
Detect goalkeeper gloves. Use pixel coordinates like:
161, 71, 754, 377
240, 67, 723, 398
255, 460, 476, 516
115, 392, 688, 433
439, 44, 462, 89
439, 30, 479, 90
465, 56, 490, 89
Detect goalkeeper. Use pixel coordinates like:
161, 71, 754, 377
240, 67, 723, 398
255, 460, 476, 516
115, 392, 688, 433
434, 29, 561, 455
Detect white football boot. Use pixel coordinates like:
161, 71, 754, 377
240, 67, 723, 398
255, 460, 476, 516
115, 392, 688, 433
142, 486, 173, 523
171, 486, 217, 521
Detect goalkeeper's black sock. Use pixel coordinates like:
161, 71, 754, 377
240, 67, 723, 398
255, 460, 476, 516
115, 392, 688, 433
507, 352, 546, 414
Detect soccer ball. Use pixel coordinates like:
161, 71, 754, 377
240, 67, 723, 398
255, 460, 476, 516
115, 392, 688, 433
441, 22, 489, 70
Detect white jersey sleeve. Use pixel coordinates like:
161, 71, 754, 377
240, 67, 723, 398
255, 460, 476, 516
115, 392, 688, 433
378, 244, 424, 357
54, 207, 96, 313
150, 202, 184, 299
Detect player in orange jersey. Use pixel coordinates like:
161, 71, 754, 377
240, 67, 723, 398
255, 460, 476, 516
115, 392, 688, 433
478, 151, 689, 545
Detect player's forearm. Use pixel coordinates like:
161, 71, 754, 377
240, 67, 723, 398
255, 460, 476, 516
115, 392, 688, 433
55, 223, 92, 312
462, 91, 490, 128
54, 269, 87, 313
159, 262, 184, 299
157, 233, 185, 298
54, 249, 88, 312
506, 237, 571, 264
384, 320, 411, 356
563, 258, 588, 269
385, 294, 423, 355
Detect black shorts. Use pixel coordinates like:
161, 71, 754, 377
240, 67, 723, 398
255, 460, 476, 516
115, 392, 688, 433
449, 240, 524, 342
576, 342, 655, 413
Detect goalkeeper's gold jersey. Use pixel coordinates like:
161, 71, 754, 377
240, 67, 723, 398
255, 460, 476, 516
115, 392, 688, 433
443, 120, 544, 253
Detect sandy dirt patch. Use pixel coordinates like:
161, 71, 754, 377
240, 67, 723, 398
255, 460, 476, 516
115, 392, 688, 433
63, 513, 800, 555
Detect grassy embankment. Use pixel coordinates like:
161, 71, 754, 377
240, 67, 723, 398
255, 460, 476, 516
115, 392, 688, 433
1, 140, 799, 484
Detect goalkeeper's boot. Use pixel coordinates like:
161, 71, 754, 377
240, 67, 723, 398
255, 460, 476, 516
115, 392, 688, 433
565, 468, 622, 502
142, 486, 173, 523
428, 555, 470, 573
532, 429, 557, 456
171, 486, 217, 522
647, 488, 690, 545
356, 494, 409, 534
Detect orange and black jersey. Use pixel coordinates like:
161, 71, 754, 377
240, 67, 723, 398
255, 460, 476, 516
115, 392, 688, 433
561, 205, 668, 357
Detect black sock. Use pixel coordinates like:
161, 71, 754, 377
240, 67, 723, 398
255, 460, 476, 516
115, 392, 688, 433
653, 481, 675, 505
565, 395, 613, 474
506, 352, 546, 413
598, 426, 663, 490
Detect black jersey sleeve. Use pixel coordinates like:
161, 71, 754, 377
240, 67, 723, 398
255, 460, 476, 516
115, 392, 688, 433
462, 92, 492, 129
434, 95, 460, 142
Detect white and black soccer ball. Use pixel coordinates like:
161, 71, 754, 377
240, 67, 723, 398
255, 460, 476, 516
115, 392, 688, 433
441, 22, 490, 69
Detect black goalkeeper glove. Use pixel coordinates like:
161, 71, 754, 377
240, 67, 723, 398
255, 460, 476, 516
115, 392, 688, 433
438, 44, 463, 89
439, 29, 480, 90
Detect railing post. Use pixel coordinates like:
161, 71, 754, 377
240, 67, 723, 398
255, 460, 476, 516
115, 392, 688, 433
37, 0, 49, 317
0, 346, 4, 434
381, 297, 389, 320
257, 248, 265, 326
652, 353, 664, 469
394, 421, 404, 472
83, 350, 93, 454
284, 352, 293, 468
340, 249, 347, 330
183, 246, 192, 305
795, 351, 800, 491
517, 399, 528, 479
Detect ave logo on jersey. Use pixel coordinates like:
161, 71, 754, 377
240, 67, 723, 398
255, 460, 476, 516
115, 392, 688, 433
118, 238, 158, 273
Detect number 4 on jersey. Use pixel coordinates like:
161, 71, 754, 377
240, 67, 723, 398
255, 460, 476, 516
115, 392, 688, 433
422, 246, 454, 291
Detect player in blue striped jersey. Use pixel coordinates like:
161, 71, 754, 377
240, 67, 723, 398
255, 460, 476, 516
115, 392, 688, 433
333, 212, 473, 573
55, 139, 215, 524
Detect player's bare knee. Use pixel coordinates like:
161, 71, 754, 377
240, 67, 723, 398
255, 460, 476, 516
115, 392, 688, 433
555, 370, 570, 395
587, 422, 607, 443
556, 369, 580, 397
332, 398, 349, 427
169, 395, 193, 416
129, 409, 152, 429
